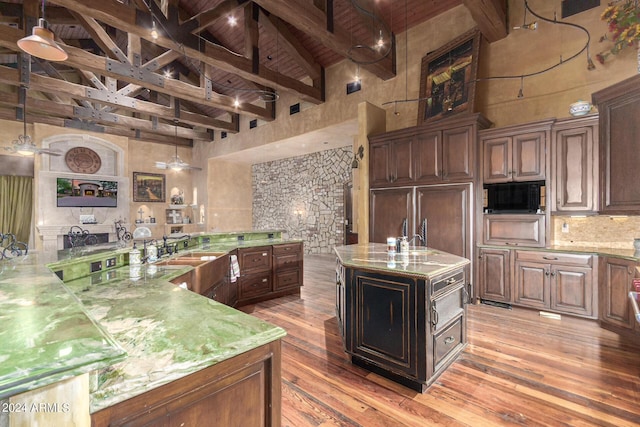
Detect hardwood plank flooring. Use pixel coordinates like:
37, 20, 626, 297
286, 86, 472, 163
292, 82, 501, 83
239, 254, 640, 426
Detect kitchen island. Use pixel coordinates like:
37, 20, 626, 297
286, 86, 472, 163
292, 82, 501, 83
334, 243, 471, 392
1, 231, 293, 426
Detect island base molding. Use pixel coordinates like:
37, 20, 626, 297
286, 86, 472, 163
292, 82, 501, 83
91, 340, 282, 427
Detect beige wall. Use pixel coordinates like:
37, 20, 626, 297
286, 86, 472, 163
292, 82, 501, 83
206, 159, 253, 231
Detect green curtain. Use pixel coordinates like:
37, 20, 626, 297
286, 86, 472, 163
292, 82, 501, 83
0, 175, 33, 244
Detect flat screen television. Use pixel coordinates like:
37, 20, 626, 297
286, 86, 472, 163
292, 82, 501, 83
56, 178, 118, 208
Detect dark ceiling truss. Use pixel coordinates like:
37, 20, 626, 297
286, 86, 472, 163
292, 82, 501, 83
0, 0, 507, 146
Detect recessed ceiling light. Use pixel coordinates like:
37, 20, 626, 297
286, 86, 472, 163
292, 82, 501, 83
228, 15, 237, 26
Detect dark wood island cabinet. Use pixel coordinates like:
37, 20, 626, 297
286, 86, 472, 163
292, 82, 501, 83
335, 244, 470, 392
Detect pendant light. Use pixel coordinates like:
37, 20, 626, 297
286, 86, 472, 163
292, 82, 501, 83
4, 93, 61, 156
154, 122, 201, 171
17, 0, 68, 62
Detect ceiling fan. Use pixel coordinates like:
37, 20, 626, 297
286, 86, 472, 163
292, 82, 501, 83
155, 122, 201, 171
3, 98, 61, 157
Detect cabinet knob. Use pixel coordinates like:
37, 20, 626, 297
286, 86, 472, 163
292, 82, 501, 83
444, 336, 455, 345
545, 270, 550, 276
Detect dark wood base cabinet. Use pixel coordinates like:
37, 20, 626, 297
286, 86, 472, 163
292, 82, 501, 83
237, 242, 303, 306
91, 340, 282, 427
338, 265, 468, 392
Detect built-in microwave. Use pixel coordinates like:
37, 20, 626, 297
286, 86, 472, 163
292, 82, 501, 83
483, 181, 545, 214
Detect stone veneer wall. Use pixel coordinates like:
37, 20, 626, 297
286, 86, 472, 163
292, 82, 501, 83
252, 147, 352, 254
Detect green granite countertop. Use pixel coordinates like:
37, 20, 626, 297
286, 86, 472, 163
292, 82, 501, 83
334, 243, 470, 278
0, 255, 126, 400
64, 264, 286, 413
1, 231, 295, 413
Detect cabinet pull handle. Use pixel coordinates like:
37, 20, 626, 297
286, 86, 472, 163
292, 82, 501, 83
444, 336, 455, 345
431, 304, 439, 329
543, 256, 558, 260
262, 252, 267, 256
262, 278, 267, 282
446, 277, 457, 284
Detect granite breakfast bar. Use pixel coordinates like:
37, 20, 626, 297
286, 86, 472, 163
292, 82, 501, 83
1, 232, 291, 427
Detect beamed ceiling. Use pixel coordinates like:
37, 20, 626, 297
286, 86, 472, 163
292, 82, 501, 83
0, 0, 506, 147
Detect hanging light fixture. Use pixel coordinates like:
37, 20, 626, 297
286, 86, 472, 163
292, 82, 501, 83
4, 91, 61, 156
17, 0, 68, 61
155, 121, 202, 172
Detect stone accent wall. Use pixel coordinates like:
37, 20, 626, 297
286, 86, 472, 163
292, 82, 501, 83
252, 147, 352, 254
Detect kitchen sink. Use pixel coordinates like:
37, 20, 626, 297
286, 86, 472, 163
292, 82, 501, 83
182, 251, 227, 260
155, 257, 209, 267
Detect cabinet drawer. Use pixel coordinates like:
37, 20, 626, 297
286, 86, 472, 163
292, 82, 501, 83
431, 269, 465, 295
273, 242, 302, 255
274, 253, 300, 271
239, 273, 272, 300
274, 269, 301, 291
483, 214, 546, 247
238, 247, 272, 274
433, 316, 464, 372
515, 250, 592, 266
431, 286, 464, 332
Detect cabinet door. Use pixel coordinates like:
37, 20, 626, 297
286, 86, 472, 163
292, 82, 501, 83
369, 141, 391, 187
442, 125, 474, 182
482, 137, 511, 183
391, 137, 414, 185
415, 184, 470, 258
369, 187, 413, 244
478, 248, 511, 303
512, 131, 546, 181
600, 257, 635, 329
552, 123, 598, 213
413, 130, 441, 184
514, 261, 550, 309
552, 265, 593, 317
594, 76, 640, 213
352, 271, 417, 377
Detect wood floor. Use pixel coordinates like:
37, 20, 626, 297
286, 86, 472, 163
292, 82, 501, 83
239, 254, 640, 427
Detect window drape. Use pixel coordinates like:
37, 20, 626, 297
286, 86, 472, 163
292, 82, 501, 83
0, 175, 33, 244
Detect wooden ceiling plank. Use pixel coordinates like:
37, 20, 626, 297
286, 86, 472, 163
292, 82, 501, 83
252, 0, 395, 80
462, 0, 507, 42
258, 9, 322, 82
0, 64, 239, 132
47, 0, 323, 103
69, 11, 130, 62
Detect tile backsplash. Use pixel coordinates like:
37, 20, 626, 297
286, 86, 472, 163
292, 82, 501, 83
552, 215, 640, 249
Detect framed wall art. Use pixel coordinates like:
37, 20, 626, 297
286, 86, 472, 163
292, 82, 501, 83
133, 172, 166, 202
417, 29, 481, 124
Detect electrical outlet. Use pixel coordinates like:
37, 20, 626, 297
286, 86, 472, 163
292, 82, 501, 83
562, 223, 569, 233
106, 257, 116, 268
90, 261, 103, 273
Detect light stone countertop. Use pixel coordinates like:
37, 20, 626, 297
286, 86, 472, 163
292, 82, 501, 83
334, 243, 470, 278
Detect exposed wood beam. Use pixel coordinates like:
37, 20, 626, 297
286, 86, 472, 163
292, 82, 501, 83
463, 0, 508, 42
69, 12, 129, 62
0, 23, 273, 121
0, 64, 238, 133
0, 105, 193, 146
252, 0, 395, 80
0, 91, 208, 142
46, 0, 324, 104
258, 9, 322, 83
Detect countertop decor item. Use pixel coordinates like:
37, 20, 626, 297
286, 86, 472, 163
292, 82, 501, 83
569, 100, 593, 116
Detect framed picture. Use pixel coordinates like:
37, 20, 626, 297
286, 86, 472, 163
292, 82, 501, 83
417, 29, 481, 124
133, 172, 165, 202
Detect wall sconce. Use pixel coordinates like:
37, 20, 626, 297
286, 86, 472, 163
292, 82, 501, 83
352, 145, 364, 169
